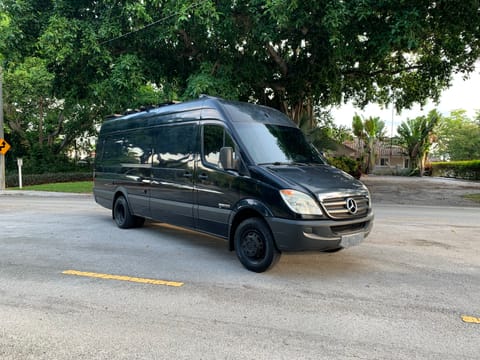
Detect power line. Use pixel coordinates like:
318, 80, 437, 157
99, 2, 204, 46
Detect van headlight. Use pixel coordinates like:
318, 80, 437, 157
279, 189, 323, 216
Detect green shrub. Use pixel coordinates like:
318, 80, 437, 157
431, 160, 480, 180
327, 156, 361, 178
5, 147, 93, 174
5, 172, 93, 188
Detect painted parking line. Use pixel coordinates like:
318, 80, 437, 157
461, 315, 480, 324
62, 270, 184, 287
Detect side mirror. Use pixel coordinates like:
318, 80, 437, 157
219, 147, 235, 170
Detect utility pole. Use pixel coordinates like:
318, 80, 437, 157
0, 65, 5, 190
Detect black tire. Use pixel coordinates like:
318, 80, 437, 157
234, 218, 280, 273
113, 196, 144, 229
132, 216, 146, 228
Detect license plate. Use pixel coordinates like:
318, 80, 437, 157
340, 232, 364, 248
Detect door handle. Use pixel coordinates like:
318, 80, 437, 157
183, 172, 193, 178
198, 173, 208, 180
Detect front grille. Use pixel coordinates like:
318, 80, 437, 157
320, 194, 370, 219
331, 222, 367, 235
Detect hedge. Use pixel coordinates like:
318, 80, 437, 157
431, 160, 480, 180
5, 172, 93, 188
327, 156, 362, 179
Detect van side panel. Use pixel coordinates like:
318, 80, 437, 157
94, 130, 152, 217
119, 131, 152, 217
149, 122, 198, 228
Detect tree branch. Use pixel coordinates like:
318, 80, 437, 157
266, 43, 288, 77
343, 64, 423, 78
47, 112, 64, 147
178, 29, 199, 58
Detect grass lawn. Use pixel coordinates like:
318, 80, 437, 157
463, 193, 480, 203
11, 181, 93, 193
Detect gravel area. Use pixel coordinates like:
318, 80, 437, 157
361, 175, 480, 207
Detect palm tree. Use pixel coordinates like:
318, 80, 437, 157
397, 110, 441, 176
352, 114, 386, 174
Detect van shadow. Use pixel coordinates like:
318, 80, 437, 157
144, 221, 229, 252
95, 214, 376, 279
134, 220, 378, 279
141, 220, 236, 262
272, 250, 376, 278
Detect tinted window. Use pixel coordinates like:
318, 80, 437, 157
203, 124, 235, 168
235, 123, 325, 165
152, 124, 197, 168
101, 131, 152, 172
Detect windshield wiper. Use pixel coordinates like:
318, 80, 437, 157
258, 161, 290, 166
259, 161, 313, 166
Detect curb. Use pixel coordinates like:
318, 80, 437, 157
0, 190, 92, 197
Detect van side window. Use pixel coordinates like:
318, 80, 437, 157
101, 131, 152, 172
203, 124, 235, 169
152, 124, 197, 168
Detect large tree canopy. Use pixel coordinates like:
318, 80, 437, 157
1, 0, 480, 169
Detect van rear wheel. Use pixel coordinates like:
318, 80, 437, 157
234, 218, 280, 272
113, 196, 144, 229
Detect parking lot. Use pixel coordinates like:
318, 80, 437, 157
1, 177, 479, 359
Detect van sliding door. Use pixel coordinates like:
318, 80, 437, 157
150, 123, 198, 228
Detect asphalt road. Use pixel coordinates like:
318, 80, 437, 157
0, 193, 479, 359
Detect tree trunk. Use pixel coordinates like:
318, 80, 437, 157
47, 112, 64, 147
38, 97, 44, 145
419, 153, 428, 176
365, 138, 375, 174
286, 98, 314, 127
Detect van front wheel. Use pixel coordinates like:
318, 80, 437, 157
234, 218, 280, 272
113, 196, 144, 229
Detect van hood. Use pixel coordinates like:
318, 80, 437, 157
263, 164, 368, 196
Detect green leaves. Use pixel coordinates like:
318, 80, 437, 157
397, 109, 441, 174
38, 16, 79, 64
352, 114, 386, 140
2, 0, 480, 172
184, 62, 242, 100
435, 110, 480, 161
351, 114, 386, 173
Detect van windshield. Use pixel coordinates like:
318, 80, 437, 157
235, 123, 326, 165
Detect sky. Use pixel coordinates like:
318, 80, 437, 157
331, 69, 480, 136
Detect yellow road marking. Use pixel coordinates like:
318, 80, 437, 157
461, 315, 480, 324
62, 270, 184, 287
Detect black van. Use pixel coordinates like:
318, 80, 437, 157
94, 96, 373, 272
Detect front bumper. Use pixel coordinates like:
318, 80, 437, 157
266, 212, 374, 252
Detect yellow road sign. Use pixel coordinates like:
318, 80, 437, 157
0, 139, 10, 155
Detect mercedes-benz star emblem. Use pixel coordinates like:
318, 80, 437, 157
346, 198, 358, 214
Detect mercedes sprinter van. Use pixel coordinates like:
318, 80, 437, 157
94, 96, 373, 272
